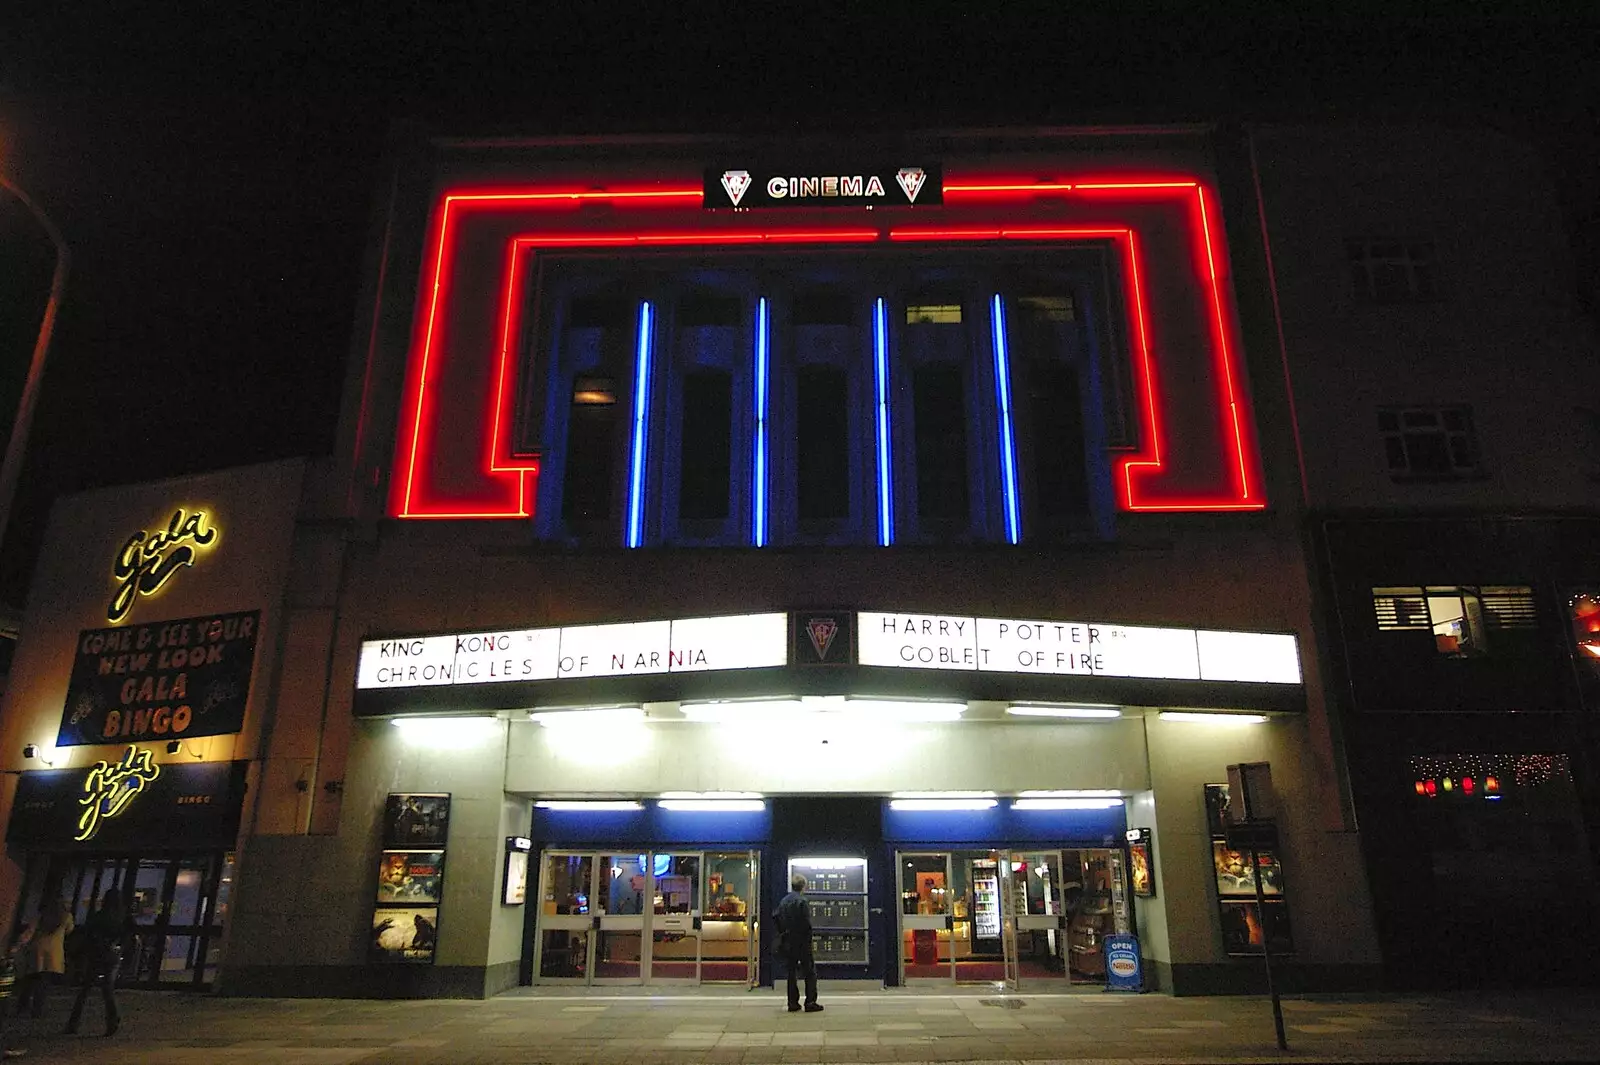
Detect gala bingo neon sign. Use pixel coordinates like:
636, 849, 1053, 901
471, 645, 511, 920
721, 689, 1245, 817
109, 509, 219, 623
75, 745, 160, 842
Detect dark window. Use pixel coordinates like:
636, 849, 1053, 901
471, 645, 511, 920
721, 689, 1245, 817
1379, 405, 1482, 479
1027, 363, 1087, 519
796, 367, 850, 521
676, 293, 743, 327
678, 371, 733, 520
793, 288, 855, 326
567, 295, 633, 329
1347, 240, 1437, 303
562, 383, 618, 522
913, 366, 969, 521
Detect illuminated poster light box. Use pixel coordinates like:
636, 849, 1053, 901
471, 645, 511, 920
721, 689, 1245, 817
856, 612, 1301, 685
356, 612, 787, 690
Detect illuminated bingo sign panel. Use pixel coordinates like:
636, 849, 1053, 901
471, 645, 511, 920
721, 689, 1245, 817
58, 611, 261, 747
356, 613, 788, 702
857, 612, 1301, 685
388, 169, 1264, 522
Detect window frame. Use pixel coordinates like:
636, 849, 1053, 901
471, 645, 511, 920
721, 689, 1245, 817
768, 277, 876, 546
1371, 584, 1538, 658
1346, 239, 1440, 304
888, 275, 1001, 545
1378, 404, 1484, 482
652, 275, 758, 547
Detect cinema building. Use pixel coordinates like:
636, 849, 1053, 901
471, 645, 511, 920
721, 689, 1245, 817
0, 127, 1383, 997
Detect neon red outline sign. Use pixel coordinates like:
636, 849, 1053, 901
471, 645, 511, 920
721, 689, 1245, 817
389, 176, 1264, 519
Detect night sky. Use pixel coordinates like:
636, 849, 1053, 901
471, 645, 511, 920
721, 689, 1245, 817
0, 6, 1596, 607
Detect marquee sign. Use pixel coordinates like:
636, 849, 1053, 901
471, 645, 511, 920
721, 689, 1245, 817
856, 612, 1301, 684
355, 608, 1299, 707
356, 612, 789, 690
703, 165, 942, 209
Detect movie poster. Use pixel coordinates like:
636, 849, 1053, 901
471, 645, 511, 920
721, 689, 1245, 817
382, 793, 450, 849
1204, 782, 1233, 837
1218, 899, 1294, 955
1204, 782, 1294, 955
377, 851, 445, 905
1212, 842, 1283, 897
370, 908, 439, 963
1128, 832, 1155, 897
504, 849, 529, 906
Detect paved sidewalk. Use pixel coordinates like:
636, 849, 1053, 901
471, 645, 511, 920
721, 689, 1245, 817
5, 985, 1600, 1063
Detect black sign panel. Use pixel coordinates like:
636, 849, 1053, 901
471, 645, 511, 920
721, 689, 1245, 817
793, 611, 853, 666
6, 757, 248, 851
704, 165, 942, 209
58, 610, 261, 748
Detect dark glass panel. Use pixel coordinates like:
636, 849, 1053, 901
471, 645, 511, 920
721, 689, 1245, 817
679, 371, 733, 520
797, 367, 849, 521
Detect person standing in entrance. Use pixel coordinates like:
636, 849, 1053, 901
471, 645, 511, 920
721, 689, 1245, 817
775, 873, 822, 1013
65, 889, 125, 1037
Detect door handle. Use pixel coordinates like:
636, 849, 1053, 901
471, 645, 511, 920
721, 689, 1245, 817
869, 907, 884, 915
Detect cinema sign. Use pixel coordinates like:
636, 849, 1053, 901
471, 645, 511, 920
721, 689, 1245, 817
704, 165, 942, 208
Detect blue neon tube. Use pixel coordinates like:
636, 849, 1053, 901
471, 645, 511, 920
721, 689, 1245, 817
874, 297, 894, 546
626, 301, 654, 548
991, 294, 1021, 544
752, 297, 770, 547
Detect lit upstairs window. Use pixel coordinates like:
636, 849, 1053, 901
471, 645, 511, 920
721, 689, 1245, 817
1568, 590, 1600, 666
1373, 584, 1537, 657
1378, 405, 1482, 481
1347, 240, 1438, 303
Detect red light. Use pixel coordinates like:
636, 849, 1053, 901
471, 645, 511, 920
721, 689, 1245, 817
1424, 779, 1438, 796
392, 175, 1268, 518
1462, 777, 1475, 795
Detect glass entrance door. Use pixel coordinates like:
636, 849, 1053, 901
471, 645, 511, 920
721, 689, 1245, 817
898, 852, 954, 981
953, 851, 1007, 982
536, 852, 595, 982
18, 851, 231, 990
1005, 850, 1070, 984
649, 853, 701, 981
595, 853, 647, 982
899, 848, 1120, 987
702, 850, 759, 984
534, 849, 759, 986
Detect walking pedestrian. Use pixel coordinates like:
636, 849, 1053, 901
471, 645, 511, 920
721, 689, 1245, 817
0, 920, 31, 1057
774, 873, 822, 1013
64, 889, 125, 1037
22, 898, 70, 1019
